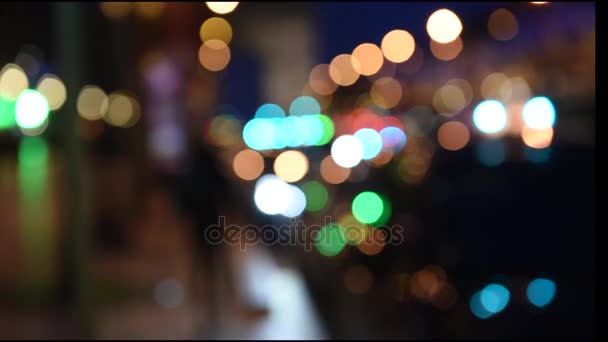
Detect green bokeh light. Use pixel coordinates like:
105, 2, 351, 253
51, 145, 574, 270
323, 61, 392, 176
373, 194, 392, 226
301, 180, 329, 212
15, 89, 49, 129
0, 98, 16, 130
315, 223, 347, 257
352, 191, 384, 224
315, 114, 335, 146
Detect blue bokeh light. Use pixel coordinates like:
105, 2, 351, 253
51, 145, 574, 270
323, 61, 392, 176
527, 278, 556, 308
354, 128, 383, 160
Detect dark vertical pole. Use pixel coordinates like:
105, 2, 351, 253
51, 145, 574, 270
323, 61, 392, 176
52, 2, 92, 338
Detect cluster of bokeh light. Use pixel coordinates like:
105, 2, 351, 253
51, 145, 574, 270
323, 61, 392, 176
0, 63, 67, 136
198, 3, 239, 71
470, 277, 556, 319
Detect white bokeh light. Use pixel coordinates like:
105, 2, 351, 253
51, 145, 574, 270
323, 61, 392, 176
522, 96, 556, 129
473, 100, 507, 134
331, 135, 364, 168
254, 174, 306, 218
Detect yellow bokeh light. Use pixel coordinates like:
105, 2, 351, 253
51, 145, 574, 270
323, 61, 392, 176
521, 126, 553, 149
104, 92, 140, 128
381, 29, 416, 63
0, 64, 29, 101
274, 150, 309, 183
233, 149, 264, 181
309, 64, 338, 96
481, 72, 509, 99
370, 77, 403, 109
439, 84, 467, 114
430, 36, 463, 61
198, 39, 231, 72
36, 74, 67, 111
199, 17, 233, 44
329, 54, 360, 86
206, 2, 239, 15
437, 121, 470, 151
446, 78, 473, 107
100, 2, 132, 20
77, 85, 109, 121
134, 2, 165, 19
320, 155, 351, 184
351, 43, 384, 76
488, 8, 519, 41
426, 8, 463, 44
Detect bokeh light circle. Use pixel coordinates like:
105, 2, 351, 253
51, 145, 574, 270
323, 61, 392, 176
331, 135, 364, 168
233, 149, 264, 181
522, 96, 556, 129
473, 100, 507, 134
15, 89, 49, 129
527, 278, 556, 308
381, 29, 416, 63
354, 128, 383, 160
426, 8, 463, 43
274, 150, 309, 183
352, 191, 384, 224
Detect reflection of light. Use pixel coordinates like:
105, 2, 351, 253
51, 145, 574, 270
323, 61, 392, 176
254, 174, 306, 218
488, 8, 519, 41
437, 121, 470, 151
329, 54, 360, 86
477, 140, 505, 167
524, 146, 551, 163
199, 17, 233, 44
233, 149, 264, 181
134, 2, 165, 19
100, 2, 132, 20
289, 96, 321, 116
521, 126, 553, 149
198, 39, 231, 72
274, 150, 309, 183
0, 64, 29, 101
470, 291, 493, 319
473, 100, 507, 134
381, 29, 416, 63
331, 135, 364, 168
380, 126, 407, 152
354, 128, 383, 160
206, 2, 239, 15
351, 43, 384, 76
480, 284, 510, 314
77, 85, 109, 121
522, 96, 556, 129
320, 155, 351, 184
36, 75, 67, 111
301, 181, 328, 213
344, 265, 373, 294
15, 89, 49, 129
154, 278, 184, 309
527, 278, 556, 307
430, 37, 463, 61
309, 64, 338, 96
315, 224, 346, 257
426, 9, 463, 43
370, 77, 402, 109
352, 191, 384, 224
